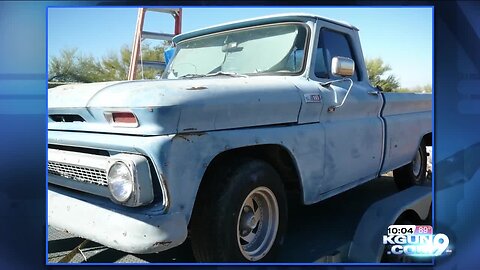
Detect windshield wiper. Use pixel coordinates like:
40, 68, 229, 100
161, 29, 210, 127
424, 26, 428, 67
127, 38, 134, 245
205, 71, 248, 78
178, 73, 206, 79
178, 71, 248, 79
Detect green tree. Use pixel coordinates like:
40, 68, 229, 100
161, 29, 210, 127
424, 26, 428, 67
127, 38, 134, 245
48, 42, 167, 83
48, 48, 103, 83
365, 58, 400, 92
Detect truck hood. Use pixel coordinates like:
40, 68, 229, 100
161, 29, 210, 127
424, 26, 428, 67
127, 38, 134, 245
48, 77, 302, 135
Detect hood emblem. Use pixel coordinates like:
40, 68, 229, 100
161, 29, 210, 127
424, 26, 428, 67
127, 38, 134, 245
186, 85, 208, 90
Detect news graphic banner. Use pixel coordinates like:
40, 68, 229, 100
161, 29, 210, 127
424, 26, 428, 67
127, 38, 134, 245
383, 225, 452, 257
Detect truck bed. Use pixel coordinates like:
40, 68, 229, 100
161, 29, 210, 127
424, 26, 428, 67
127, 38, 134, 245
381, 92, 432, 173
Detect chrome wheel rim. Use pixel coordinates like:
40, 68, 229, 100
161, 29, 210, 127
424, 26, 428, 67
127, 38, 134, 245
236, 186, 279, 261
412, 149, 422, 177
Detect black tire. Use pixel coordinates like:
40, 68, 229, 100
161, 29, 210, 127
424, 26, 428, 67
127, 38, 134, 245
393, 141, 427, 190
189, 159, 287, 262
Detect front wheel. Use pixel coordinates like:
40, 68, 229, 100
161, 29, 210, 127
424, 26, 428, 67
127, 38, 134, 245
190, 159, 287, 262
393, 141, 427, 190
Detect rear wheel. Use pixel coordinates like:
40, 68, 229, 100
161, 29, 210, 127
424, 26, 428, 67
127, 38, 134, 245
393, 141, 427, 190
190, 159, 287, 262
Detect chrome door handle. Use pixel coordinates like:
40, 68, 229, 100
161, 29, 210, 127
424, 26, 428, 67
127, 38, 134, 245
368, 91, 380, 96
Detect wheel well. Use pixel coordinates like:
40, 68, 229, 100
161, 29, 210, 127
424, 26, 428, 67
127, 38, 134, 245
198, 144, 302, 199
423, 132, 432, 146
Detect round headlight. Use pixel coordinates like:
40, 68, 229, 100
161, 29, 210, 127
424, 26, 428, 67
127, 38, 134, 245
107, 161, 134, 202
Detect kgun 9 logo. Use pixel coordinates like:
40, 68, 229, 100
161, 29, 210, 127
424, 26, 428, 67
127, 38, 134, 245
383, 225, 452, 257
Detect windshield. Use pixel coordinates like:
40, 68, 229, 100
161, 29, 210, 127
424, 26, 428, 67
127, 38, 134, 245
163, 23, 308, 79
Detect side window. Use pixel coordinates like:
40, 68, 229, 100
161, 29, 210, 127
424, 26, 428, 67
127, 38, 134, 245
315, 28, 359, 80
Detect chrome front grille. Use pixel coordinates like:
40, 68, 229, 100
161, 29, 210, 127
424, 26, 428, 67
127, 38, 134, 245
48, 147, 159, 207
48, 161, 108, 186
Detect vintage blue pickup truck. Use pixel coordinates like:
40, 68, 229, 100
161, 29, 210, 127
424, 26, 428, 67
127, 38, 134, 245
48, 13, 431, 262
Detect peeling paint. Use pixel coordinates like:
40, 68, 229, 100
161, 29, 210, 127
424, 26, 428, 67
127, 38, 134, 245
174, 132, 206, 143
152, 241, 172, 248
174, 135, 192, 143
185, 86, 208, 90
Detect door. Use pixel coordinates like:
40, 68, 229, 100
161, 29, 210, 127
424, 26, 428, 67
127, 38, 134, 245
314, 27, 384, 193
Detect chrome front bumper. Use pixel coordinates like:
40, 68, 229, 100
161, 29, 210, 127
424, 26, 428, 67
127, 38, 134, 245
48, 187, 188, 254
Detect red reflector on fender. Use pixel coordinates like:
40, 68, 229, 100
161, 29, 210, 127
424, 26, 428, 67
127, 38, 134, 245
104, 112, 138, 127
112, 112, 137, 124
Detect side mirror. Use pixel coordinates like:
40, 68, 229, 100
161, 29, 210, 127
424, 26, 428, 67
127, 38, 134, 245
331, 56, 355, 77
320, 56, 355, 112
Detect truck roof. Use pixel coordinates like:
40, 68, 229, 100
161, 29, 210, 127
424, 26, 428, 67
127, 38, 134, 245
173, 13, 359, 43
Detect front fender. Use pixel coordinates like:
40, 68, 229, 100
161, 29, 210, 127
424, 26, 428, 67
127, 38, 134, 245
159, 123, 326, 222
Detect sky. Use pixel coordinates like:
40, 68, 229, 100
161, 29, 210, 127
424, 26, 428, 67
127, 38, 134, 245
48, 7, 432, 88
